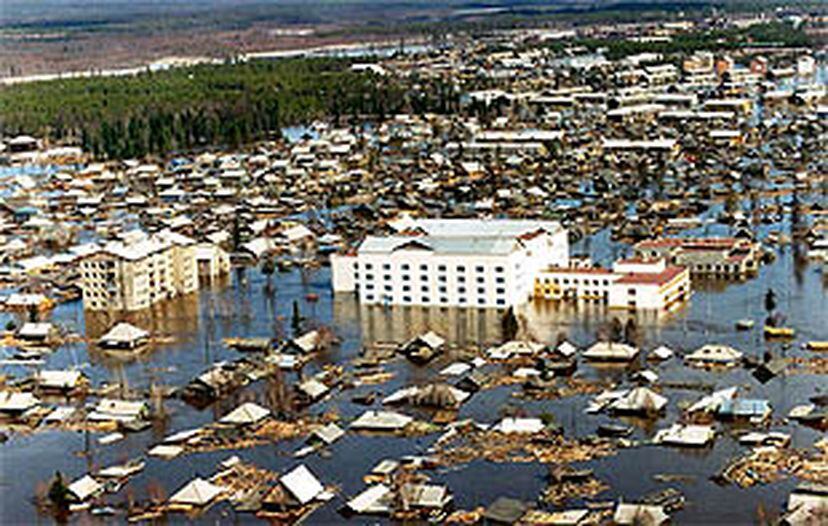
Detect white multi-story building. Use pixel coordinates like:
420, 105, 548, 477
80, 230, 198, 311
534, 258, 690, 311
331, 219, 568, 308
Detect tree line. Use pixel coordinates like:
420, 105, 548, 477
0, 57, 456, 159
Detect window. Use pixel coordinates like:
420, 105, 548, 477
366, 283, 375, 290
439, 286, 447, 293
402, 275, 410, 281
440, 297, 448, 303
421, 285, 429, 292
458, 276, 466, 283
495, 266, 504, 273
478, 298, 486, 305
477, 287, 485, 294
384, 285, 392, 292
420, 274, 428, 281
438, 265, 447, 272
365, 294, 375, 301
365, 273, 374, 280
476, 277, 485, 284
438, 275, 447, 283
456, 265, 466, 272
403, 285, 411, 292
496, 299, 505, 306
383, 264, 391, 270
628, 288, 636, 295
420, 264, 428, 271
458, 286, 466, 294
496, 288, 505, 295
403, 296, 412, 303
459, 297, 467, 304
422, 296, 430, 303
384, 274, 391, 281
496, 277, 505, 284
364, 263, 373, 270
475, 266, 484, 273
401, 264, 410, 271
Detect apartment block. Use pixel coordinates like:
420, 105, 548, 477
331, 219, 569, 308
80, 230, 198, 311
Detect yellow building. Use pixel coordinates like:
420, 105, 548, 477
80, 230, 198, 312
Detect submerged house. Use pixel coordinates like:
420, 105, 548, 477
685, 344, 743, 367
98, 322, 150, 350
400, 331, 446, 364
583, 341, 639, 362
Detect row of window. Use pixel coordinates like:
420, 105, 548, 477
360, 273, 506, 284
541, 277, 611, 286
361, 262, 506, 273
362, 294, 506, 306
362, 283, 506, 295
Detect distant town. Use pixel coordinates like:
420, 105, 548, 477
0, 4, 827, 525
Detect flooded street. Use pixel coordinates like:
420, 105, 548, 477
1, 225, 825, 524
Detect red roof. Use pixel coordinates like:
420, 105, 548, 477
543, 266, 614, 275
637, 237, 740, 250
615, 266, 687, 286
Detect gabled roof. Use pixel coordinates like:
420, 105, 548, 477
169, 477, 225, 506
219, 402, 270, 425
99, 322, 150, 344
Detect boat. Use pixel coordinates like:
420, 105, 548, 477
805, 341, 828, 351
735, 319, 754, 331
764, 325, 795, 338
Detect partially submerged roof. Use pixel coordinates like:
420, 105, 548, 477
351, 410, 413, 431
219, 402, 270, 426
169, 477, 225, 506
0, 391, 40, 412
583, 341, 639, 361
99, 322, 150, 344
491, 417, 544, 434
654, 424, 716, 447
484, 496, 528, 524
280, 464, 324, 505
67, 474, 103, 502
613, 503, 669, 525
346, 484, 393, 514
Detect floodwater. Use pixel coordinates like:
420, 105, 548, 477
0, 225, 826, 524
